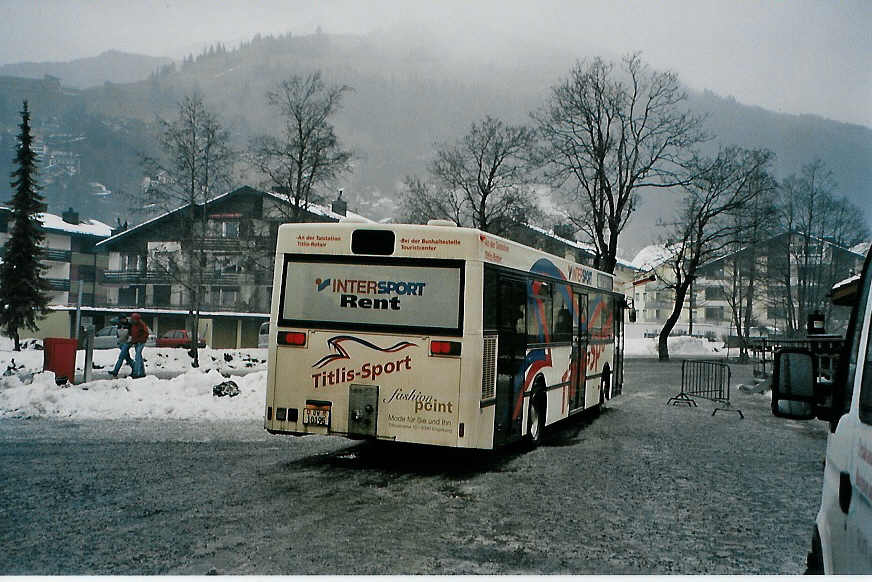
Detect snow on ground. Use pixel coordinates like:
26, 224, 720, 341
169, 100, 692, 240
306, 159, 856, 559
0, 336, 723, 421
0, 338, 268, 421
624, 335, 723, 357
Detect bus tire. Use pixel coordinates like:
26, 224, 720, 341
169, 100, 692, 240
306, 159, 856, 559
805, 526, 824, 574
527, 392, 545, 446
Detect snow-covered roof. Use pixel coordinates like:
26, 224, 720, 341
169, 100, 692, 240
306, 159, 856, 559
851, 241, 871, 257
277, 193, 373, 223
39, 212, 112, 238
632, 244, 674, 271
0, 205, 112, 238
522, 223, 641, 271
832, 273, 861, 292
97, 186, 373, 248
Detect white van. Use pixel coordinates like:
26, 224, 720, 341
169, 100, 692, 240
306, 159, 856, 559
772, 247, 872, 573
257, 322, 269, 349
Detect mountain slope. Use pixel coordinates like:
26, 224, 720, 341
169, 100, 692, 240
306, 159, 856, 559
0, 33, 869, 252
0, 50, 172, 89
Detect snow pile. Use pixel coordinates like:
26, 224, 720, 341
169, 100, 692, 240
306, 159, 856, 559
0, 336, 724, 421
624, 336, 722, 357
0, 344, 266, 379
0, 368, 266, 420
0, 341, 268, 420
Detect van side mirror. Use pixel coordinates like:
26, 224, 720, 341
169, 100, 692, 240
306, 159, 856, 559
771, 349, 817, 419
628, 309, 637, 323
771, 349, 834, 421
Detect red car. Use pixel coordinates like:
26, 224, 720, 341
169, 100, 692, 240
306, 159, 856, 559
155, 329, 206, 348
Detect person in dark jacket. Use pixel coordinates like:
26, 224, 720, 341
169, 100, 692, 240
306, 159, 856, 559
108, 316, 134, 377
129, 313, 150, 378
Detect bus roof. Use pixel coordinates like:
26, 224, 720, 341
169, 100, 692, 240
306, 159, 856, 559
278, 221, 616, 293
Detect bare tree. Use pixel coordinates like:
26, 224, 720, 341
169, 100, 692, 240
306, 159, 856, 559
249, 71, 352, 220
397, 175, 464, 226
720, 187, 777, 361
402, 115, 539, 235
535, 53, 708, 273
142, 92, 234, 367
769, 160, 870, 333
657, 147, 775, 361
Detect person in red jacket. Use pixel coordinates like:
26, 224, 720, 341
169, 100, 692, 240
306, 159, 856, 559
129, 313, 150, 378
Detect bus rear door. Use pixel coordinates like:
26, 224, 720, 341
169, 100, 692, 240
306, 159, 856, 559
494, 276, 526, 446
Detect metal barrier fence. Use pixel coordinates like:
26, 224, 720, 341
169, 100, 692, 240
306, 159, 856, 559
747, 335, 843, 380
667, 360, 743, 418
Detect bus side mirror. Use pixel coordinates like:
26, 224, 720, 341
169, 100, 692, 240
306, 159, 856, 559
771, 349, 832, 421
628, 309, 637, 323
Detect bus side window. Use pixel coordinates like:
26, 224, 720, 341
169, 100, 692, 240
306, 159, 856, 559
527, 280, 552, 343
498, 281, 525, 334
553, 287, 572, 343
483, 268, 499, 330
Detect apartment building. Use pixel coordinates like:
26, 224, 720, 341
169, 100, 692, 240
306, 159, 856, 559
94, 185, 371, 348
0, 205, 112, 337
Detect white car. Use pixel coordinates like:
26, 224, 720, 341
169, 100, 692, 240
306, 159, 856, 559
258, 322, 270, 348
773, 246, 872, 573
91, 325, 155, 349
93, 325, 121, 349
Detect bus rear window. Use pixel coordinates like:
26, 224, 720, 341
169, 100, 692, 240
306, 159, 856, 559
351, 229, 395, 255
279, 256, 464, 334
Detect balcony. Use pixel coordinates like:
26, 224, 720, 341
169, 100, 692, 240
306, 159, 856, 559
103, 270, 167, 284
41, 249, 72, 262
100, 299, 270, 313
193, 236, 273, 251
45, 278, 71, 291
102, 270, 256, 286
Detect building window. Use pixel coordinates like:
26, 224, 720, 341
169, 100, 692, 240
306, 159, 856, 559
211, 286, 240, 307
121, 253, 142, 272
153, 285, 171, 306
705, 307, 724, 322
705, 286, 725, 300
78, 265, 96, 282
767, 306, 786, 320
209, 220, 239, 239
118, 286, 142, 306
214, 255, 242, 274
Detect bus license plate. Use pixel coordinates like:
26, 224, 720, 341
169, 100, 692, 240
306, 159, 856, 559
303, 405, 330, 426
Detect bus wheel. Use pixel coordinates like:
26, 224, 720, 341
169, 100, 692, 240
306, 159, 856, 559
527, 394, 545, 446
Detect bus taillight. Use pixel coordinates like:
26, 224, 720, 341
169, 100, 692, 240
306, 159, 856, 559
277, 331, 307, 346
430, 340, 461, 356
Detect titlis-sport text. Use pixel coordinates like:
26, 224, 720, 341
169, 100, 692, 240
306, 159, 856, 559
312, 355, 412, 388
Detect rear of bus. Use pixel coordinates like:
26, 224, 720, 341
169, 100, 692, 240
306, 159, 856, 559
264, 223, 484, 448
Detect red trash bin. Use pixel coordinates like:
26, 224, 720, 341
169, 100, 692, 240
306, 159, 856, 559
43, 338, 78, 384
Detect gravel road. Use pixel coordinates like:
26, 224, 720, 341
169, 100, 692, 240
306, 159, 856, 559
0, 358, 827, 574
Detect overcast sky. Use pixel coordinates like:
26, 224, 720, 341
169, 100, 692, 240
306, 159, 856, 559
1, 0, 870, 127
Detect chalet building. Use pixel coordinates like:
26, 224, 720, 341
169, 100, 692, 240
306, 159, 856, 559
93, 185, 372, 348
630, 232, 867, 340
0, 206, 112, 337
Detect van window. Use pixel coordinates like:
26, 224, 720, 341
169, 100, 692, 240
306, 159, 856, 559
861, 316, 872, 424
847, 253, 872, 424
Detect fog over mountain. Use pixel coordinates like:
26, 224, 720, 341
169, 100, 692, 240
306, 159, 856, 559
0, 18, 869, 256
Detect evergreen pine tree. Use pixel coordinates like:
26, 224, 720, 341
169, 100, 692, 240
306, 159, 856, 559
0, 101, 50, 351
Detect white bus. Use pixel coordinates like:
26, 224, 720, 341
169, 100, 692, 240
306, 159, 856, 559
264, 221, 626, 449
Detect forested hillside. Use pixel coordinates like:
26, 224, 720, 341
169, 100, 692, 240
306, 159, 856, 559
0, 32, 869, 252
